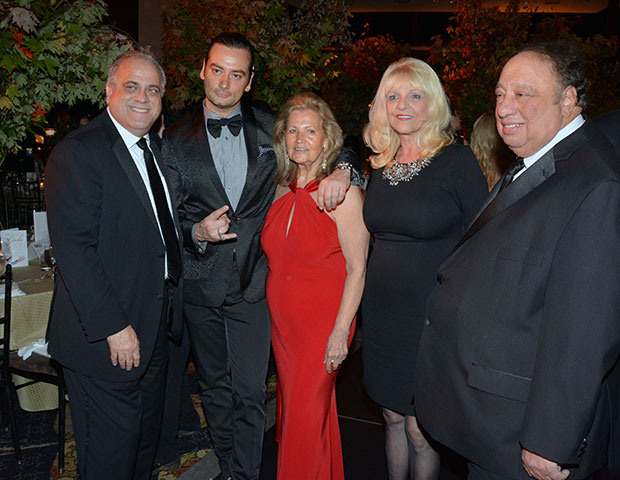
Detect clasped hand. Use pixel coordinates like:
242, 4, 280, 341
195, 205, 237, 243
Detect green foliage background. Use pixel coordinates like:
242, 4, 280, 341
0, 0, 132, 163
1, 0, 618, 164
430, 0, 620, 134
161, 0, 351, 111
162, 0, 620, 141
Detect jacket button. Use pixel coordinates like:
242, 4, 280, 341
577, 438, 587, 456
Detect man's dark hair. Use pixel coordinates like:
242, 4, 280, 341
518, 40, 588, 109
205, 32, 254, 72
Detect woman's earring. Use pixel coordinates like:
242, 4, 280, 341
285, 153, 290, 167
321, 147, 327, 171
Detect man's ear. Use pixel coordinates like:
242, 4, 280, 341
561, 85, 578, 117
244, 71, 254, 93
105, 83, 112, 104
199, 59, 207, 80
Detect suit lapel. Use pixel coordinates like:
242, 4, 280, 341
150, 133, 182, 239
449, 150, 556, 255
106, 116, 161, 237
187, 104, 262, 213
237, 103, 259, 211
442, 119, 595, 267
186, 111, 230, 207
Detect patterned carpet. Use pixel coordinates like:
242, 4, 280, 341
0, 405, 63, 480
0, 392, 213, 480
1, 364, 277, 480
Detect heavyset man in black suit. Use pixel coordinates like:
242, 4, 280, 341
46, 51, 183, 480
415, 41, 620, 480
163, 33, 353, 480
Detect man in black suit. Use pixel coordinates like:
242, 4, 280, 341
415, 41, 620, 480
46, 51, 183, 480
163, 32, 353, 480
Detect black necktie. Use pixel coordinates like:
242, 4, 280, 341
136, 138, 182, 285
496, 157, 525, 195
207, 114, 243, 138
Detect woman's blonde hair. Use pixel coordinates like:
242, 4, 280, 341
273, 93, 343, 185
363, 57, 453, 169
470, 112, 514, 190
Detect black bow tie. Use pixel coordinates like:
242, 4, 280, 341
207, 114, 243, 138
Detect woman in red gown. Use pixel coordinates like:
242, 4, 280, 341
261, 93, 369, 479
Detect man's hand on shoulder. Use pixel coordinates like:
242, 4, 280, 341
107, 325, 140, 371
195, 205, 237, 243
522, 449, 570, 480
317, 168, 350, 211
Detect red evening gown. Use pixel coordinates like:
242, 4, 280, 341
261, 179, 354, 480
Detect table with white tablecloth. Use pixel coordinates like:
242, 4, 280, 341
1, 260, 55, 411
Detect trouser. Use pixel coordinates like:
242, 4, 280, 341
63, 306, 169, 480
185, 272, 270, 480
154, 322, 200, 466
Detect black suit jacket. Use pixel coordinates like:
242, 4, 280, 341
45, 111, 183, 382
162, 102, 277, 307
415, 120, 620, 478
594, 109, 620, 156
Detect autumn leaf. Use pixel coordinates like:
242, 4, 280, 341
31, 103, 47, 120
9, 7, 40, 33
0, 97, 12, 109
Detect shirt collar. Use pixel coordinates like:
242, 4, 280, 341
523, 114, 585, 167
202, 100, 242, 120
107, 107, 149, 150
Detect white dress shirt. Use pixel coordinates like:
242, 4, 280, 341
108, 108, 177, 278
514, 114, 585, 180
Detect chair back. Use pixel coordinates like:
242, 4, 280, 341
7, 180, 43, 228
1, 264, 12, 380
0, 263, 66, 471
11, 181, 41, 205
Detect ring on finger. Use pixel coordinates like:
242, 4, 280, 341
217, 228, 223, 241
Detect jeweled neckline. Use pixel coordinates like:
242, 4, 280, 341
382, 158, 431, 186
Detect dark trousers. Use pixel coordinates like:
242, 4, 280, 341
185, 271, 270, 480
155, 322, 200, 466
63, 295, 169, 480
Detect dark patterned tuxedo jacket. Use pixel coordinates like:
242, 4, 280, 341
162, 102, 277, 307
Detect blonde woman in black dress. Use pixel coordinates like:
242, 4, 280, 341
362, 58, 488, 480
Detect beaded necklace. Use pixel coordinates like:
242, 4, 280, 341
382, 157, 431, 186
